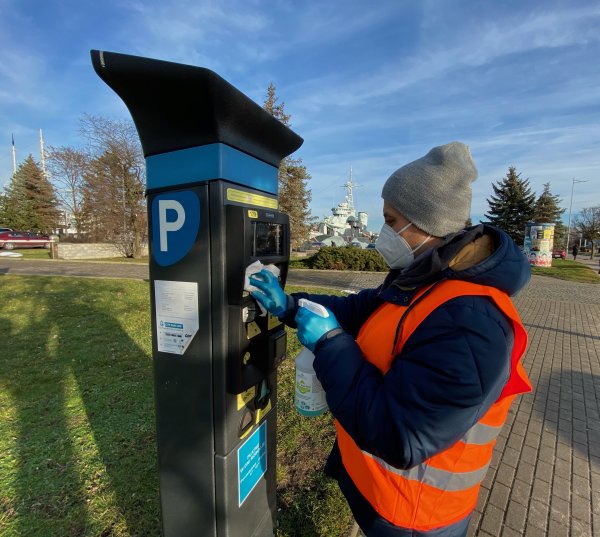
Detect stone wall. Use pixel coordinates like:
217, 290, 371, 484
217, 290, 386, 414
56, 243, 148, 260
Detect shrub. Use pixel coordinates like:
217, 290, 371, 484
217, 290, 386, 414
308, 246, 388, 271
289, 257, 311, 269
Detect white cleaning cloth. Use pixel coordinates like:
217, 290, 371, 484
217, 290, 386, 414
244, 261, 281, 316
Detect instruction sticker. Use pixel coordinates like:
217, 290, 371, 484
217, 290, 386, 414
238, 421, 267, 506
226, 188, 278, 209
154, 280, 199, 355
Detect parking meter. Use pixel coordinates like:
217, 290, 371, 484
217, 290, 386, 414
91, 50, 303, 537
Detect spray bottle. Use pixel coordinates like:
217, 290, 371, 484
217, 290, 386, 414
294, 299, 329, 417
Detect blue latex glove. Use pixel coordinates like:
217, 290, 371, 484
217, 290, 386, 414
249, 269, 289, 316
295, 304, 341, 352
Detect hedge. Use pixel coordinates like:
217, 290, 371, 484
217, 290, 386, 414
295, 246, 388, 272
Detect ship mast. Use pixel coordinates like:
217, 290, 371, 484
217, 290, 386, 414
341, 166, 359, 214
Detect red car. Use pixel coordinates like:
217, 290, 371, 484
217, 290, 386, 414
0, 230, 52, 250
552, 248, 566, 259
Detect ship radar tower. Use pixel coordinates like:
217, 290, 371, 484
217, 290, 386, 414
341, 167, 360, 212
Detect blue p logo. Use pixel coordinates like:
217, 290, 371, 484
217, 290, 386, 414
151, 191, 200, 266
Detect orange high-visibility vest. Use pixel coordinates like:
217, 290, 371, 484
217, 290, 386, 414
336, 280, 531, 531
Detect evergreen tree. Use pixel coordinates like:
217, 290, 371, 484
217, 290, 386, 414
485, 166, 536, 245
0, 155, 59, 232
553, 221, 568, 249
533, 182, 565, 223
533, 182, 566, 246
263, 84, 312, 249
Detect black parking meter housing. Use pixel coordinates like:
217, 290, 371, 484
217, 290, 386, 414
92, 50, 302, 537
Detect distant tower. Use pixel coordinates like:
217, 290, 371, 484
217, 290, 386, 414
39, 129, 47, 179
11, 133, 17, 175
341, 166, 360, 213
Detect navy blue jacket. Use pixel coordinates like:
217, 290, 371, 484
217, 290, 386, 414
283, 225, 531, 536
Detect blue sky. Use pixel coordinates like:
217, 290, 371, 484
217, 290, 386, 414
1, 0, 599, 231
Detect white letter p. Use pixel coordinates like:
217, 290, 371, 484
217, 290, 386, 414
159, 200, 185, 252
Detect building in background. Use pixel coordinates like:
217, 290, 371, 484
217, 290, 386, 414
310, 171, 374, 248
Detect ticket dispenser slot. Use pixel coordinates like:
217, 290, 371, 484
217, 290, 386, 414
225, 205, 289, 393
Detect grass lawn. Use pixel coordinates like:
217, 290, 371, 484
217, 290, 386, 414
84, 257, 149, 264
0, 249, 149, 263
2, 248, 52, 260
0, 276, 351, 537
531, 259, 600, 284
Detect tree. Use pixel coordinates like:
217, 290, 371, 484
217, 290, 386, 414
553, 221, 568, 249
485, 166, 536, 245
573, 206, 600, 259
79, 115, 146, 258
533, 183, 565, 223
46, 146, 89, 235
263, 84, 312, 249
533, 182, 566, 247
0, 155, 60, 232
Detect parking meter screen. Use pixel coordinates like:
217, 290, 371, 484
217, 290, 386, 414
253, 222, 283, 256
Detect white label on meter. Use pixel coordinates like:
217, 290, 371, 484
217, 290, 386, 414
154, 280, 199, 355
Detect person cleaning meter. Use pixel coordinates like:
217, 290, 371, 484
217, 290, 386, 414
250, 142, 532, 537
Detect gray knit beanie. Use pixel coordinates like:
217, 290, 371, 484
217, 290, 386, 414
381, 141, 478, 237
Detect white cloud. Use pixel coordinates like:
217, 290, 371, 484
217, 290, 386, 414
2, 0, 599, 222
304, 120, 600, 231
288, 4, 600, 113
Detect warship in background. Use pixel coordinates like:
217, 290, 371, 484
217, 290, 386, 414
309, 170, 373, 249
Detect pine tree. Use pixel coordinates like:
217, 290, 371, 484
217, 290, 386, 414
533, 182, 566, 246
485, 166, 536, 245
0, 155, 60, 232
533, 183, 565, 223
263, 84, 312, 249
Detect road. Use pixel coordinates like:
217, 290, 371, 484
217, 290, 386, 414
0, 258, 387, 291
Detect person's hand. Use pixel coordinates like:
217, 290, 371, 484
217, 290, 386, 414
249, 269, 289, 316
295, 304, 341, 352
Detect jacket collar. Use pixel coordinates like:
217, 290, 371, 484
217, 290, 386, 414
380, 225, 488, 293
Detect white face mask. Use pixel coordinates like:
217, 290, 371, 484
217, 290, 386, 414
375, 223, 431, 269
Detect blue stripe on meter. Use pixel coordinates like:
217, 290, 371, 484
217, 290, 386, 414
238, 421, 267, 506
146, 143, 278, 194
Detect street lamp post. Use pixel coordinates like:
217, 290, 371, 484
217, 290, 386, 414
565, 178, 589, 254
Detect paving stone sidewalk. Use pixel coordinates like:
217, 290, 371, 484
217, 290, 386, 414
470, 280, 600, 537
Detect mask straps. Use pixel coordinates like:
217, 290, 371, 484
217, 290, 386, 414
396, 222, 431, 254
412, 235, 431, 254
396, 222, 412, 235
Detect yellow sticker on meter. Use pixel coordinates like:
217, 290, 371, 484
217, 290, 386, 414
247, 321, 261, 339
255, 400, 272, 423
248, 210, 258, 218
227, 188, 278, 209
267, 313, 282, 330
237, 386, 256, 410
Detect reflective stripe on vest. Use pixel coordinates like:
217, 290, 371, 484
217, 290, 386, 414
336, 280, 531, 531
460, 421, 503, 445
366, 452, 491, 492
